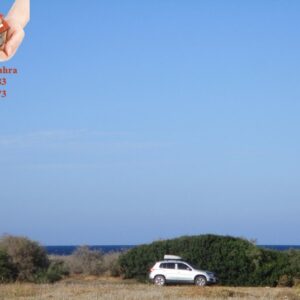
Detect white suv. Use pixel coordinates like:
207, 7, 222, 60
149, 255, 217, 286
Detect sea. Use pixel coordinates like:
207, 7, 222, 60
45, 245, 300, 256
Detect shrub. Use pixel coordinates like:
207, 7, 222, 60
51, 251, 121, 277
0, 235, 49, 282
0, 249, 16, 283
102, 252, 121, 276
48, 256, 70, 276
277, 274, 294, 287
66, 246, 104, 275
286, 249, 300, 279
118, 234, 296, 286
34, 260, 69, 283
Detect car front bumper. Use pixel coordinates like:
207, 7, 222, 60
207, 276, 218, 284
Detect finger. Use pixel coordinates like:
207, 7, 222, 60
0, 50, 9, 62
5, 29, 24, 57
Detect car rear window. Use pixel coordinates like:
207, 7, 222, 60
160, 263, 175, 269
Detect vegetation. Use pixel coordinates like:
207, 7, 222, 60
101, 252, 121, 277
0, 235, 64, 283
49, 247, 121, 277
1, 233, 300, 288
119, 234, 300, 286
64, 246, 104, 275
0, 249, 16, 283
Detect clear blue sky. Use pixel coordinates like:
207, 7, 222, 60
0, 0, 299, 245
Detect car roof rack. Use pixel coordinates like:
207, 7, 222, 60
163, 254, 182, 260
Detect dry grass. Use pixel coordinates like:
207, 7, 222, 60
1, 276, 300, 300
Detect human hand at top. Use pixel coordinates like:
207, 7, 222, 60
0, 0, 29, 62
0, 18, 25, 61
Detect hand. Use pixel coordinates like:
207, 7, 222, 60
0, 18, 25, 61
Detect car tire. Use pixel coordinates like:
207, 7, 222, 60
154, 275, 166, 286
194, 275, 207, 286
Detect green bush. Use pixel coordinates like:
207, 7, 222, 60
34, 260, 68, 283
119, 234, 298, 286
0, 235, 49, 282
0, 249, 16, 283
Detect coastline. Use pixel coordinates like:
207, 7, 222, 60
45, 245, 300, 256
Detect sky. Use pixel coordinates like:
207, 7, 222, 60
0, 0, 300, 245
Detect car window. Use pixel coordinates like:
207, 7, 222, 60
160, 263, 175, 269
177, 263, 191, 270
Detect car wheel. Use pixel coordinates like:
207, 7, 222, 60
195, 275, 207, 286
154, 275, 166, 286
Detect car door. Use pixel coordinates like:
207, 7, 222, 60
176, 263, 193, 282
160, 263, 177, 280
